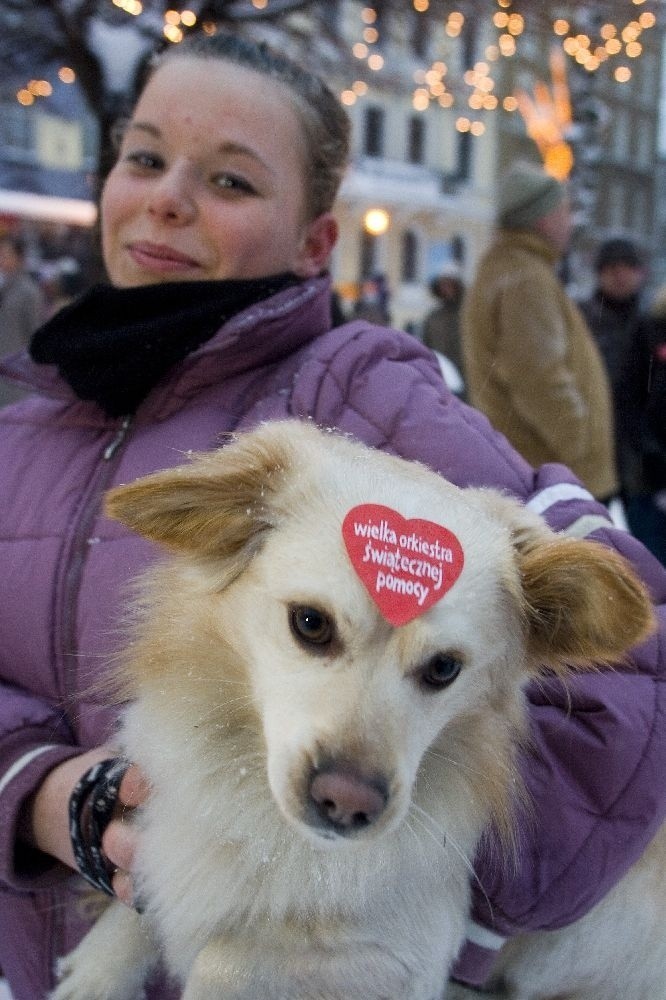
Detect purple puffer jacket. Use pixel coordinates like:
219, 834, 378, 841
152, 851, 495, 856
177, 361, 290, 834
0, 275, 664, 999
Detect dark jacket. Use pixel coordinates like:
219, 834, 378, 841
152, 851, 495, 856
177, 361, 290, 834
616, 307, 666, 494
0, 275, 664, 998
422, 296, 464, 375
580, 289, 650, 497
580, 289, 643, 390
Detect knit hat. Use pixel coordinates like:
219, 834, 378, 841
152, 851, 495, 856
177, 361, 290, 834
497, 160, 566, 229
595, 237, 644, 272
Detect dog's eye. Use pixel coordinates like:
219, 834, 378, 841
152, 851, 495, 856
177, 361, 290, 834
290, 605, 334, 646
417, 653, 462, 691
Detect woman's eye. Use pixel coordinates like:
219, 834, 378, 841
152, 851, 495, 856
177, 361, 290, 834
124, 150, 163, 171
290, 605, 334, 647
417, 653, 462, 692
212, 173, 256, 195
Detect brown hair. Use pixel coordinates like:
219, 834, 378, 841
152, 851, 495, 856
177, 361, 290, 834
137, 32, 351, 222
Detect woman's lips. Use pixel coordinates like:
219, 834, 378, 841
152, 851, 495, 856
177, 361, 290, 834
127, 242, 201, 273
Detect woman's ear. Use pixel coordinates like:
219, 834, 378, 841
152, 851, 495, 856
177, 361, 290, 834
293, 212, 339, 278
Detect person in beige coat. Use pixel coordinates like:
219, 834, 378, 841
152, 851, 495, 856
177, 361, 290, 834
462, 160, 618, 501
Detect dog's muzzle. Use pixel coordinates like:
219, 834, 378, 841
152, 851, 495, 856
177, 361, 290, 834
305, 763, 389, 839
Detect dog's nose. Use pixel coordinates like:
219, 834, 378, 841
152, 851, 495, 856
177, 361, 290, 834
309, 767, 388, 834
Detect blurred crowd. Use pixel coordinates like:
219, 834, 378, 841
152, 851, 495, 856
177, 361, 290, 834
0, 233, 88, 406
329, 164, 665, 565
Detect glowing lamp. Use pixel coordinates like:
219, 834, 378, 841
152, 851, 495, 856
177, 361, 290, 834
363, 209, 390, 236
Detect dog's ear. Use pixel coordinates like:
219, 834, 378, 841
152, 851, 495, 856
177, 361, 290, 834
515, 532, 655, 671
105, 425, 293, 558
472, 489, 655, 669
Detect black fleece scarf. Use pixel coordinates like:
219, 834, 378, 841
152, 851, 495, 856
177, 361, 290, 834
30, 273, 299, 417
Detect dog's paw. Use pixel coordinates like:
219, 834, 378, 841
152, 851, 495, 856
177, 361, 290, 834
49, 939, 145, 1000
50, 899, 155, 1000
50, 962, 139, 1000
50, 947, 146, 1000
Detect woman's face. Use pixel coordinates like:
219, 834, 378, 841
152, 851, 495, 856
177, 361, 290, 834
101, 58, 336, 287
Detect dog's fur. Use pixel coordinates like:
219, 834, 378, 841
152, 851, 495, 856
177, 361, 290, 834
52, 420, 661, 1000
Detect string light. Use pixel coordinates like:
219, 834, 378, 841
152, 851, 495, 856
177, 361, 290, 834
28, 79, 52, 96
397, 2, 661, 142
111, 0, 141, 13
163, 23, 183, 42
25, 0, 647, 148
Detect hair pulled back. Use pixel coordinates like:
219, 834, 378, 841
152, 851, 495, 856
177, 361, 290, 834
141, 32, 351, 221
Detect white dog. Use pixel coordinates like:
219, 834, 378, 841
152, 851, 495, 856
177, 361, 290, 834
52, 420, 661, 1000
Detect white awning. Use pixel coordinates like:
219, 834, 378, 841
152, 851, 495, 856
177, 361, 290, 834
0, 189, 97, 226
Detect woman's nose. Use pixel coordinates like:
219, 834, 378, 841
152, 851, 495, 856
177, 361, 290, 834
146, 164, 197, 225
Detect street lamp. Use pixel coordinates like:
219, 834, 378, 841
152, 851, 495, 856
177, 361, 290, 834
363, 208, 390, 236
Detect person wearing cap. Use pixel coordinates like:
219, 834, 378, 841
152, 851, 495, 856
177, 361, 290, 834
580, 237, 648, 391
579, 239, 649, 516
422, 261, 466, 396
462, 159, 618, 502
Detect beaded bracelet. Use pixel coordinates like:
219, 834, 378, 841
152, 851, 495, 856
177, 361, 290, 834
68, 757, 129, 896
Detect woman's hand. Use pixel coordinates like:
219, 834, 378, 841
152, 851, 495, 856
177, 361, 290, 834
102, 763, 150, 905
23, 748, 149, 906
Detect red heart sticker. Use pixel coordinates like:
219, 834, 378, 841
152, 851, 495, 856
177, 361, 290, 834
342, 503, 465, 626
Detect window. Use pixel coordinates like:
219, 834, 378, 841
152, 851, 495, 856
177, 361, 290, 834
451, 235, 465, 264
407, 115, 425, 164
613, 108, 630, 163
401, 230, 418, 282
411, 11, 428, 59
360, 230, 378, 279
364, 106, 385, 158
631, 186, 651, 237
373, 0, 389, 48
0, 103, 33, 159
321, 0, 340, 33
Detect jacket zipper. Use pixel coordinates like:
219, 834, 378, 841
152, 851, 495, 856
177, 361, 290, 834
58, 415, 134, 727
103, 415, 132, 460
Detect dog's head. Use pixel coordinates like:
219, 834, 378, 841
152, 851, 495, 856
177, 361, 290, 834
106, 421, 655, 848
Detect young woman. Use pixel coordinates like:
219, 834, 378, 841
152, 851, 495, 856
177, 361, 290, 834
0, 32, 664, 1000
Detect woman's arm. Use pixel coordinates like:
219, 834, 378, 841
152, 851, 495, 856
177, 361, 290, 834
0, 679, 147, 901
22, 749, 149, 905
